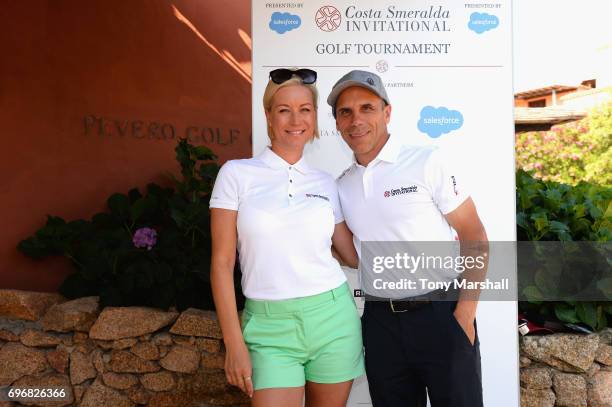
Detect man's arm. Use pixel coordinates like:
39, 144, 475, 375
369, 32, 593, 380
444, 197, 489, 345
332, 221, 359, 269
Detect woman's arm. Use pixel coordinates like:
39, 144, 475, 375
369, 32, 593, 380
331, 221, 359, 269
210, 208, 253, 397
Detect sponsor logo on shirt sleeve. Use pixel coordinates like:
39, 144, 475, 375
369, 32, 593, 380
451, 176, 459, 196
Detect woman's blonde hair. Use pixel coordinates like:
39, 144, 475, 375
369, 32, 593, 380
262, 76, 320, 141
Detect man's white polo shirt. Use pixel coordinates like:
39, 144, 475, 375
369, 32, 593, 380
210, 147, 347, 300
337, 136, 470, 296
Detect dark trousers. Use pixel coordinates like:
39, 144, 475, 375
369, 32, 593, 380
362, 300, 483, 407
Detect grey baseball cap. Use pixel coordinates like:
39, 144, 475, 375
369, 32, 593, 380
327, 70, 390, 114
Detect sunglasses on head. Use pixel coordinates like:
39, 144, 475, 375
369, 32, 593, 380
269, 68, 317, 85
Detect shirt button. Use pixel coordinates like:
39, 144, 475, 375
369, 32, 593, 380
289, 194, 293, 198
289, 166, 292, 170
289, 179, 293, 183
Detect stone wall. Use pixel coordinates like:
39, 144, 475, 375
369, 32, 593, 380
0, 290, 248, 407
520, 330, 612, 407
2, 289, 611, 407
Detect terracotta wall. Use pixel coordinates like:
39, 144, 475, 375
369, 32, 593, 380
0, 0, 252, 291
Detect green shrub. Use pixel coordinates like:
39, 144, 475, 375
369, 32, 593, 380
517, 170, 611, 330
516, 102, 612, 186
18, 139, 244, 311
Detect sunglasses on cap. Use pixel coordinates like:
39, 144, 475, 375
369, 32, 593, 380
269, 68, 317, 85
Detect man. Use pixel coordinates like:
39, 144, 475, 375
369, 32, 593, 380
328, 70, 488, 407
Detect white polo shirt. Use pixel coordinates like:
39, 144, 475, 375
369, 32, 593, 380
210, 147, 347, 300
337, 136, 470, 295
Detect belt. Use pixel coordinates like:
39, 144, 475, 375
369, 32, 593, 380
366, 287, 455, 313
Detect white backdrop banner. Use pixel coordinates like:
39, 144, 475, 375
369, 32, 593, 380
252, 1, 519, 406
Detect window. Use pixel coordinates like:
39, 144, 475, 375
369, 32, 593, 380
528, 99, 546, 107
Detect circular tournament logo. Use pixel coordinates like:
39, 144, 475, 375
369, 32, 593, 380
315, 6, 341, 32
384, 191, 390, 198
376, 60, 389, 74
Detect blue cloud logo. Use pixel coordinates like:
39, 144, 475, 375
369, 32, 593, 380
269, 12, 301, 34
468, 12, 499, 34
417, 106, 464, 138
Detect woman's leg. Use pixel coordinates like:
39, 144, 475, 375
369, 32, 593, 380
305, 380, 353, 407
252, 387, 304, 407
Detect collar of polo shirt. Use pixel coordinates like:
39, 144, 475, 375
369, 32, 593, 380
352, 134, 402, 167
259, 147, 312, 174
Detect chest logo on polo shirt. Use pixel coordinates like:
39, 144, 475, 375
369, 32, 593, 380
384, 185, 418, 198
306, 193, 330, 202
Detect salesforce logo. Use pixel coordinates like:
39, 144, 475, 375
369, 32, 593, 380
269, 12, 301, 34
417, 106, 464, 139
468, 12, 499, 34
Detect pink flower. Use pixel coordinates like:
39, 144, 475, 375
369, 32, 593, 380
132, 227, 157, 250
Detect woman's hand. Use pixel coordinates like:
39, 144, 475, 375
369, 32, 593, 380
224, 340, 254, 397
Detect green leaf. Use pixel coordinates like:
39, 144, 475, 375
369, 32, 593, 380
99, 283, 124, 307
146, 183, 163, 197
576, 302, 598, 329
170, 208, 185, 228
136, 271, 154, 289
596, 305, 607, 331
573, 204, 587, 218
118, 271, 136, 295
130, 197, 151, 222
516, 213, 528, 230
520, 192, 534, 211
523, 285, 544, 302
544, 188, 563, 212
554, 303, 580, 323
596, 278, 612, 300
549, 221, 569, 234
199, 162, 220, 181
128, 188, 142, 203
549, 221, 573, 241
153, 263, 173, 283
193, 146, 217, 161
534, 268, 561, 297
59, 273, 99, 299
587, 203, 603, 219
107, 193, 130, 220
531, 213, 549, 232
17, 237, 54, 259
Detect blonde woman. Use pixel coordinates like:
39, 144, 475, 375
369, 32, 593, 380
210, 68, 364, 407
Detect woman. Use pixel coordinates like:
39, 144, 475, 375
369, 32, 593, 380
210, 68, 364, 407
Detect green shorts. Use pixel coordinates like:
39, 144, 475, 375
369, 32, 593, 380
241, 282, 365, 390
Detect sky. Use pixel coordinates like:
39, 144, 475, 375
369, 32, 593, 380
512, 0, 612, 92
